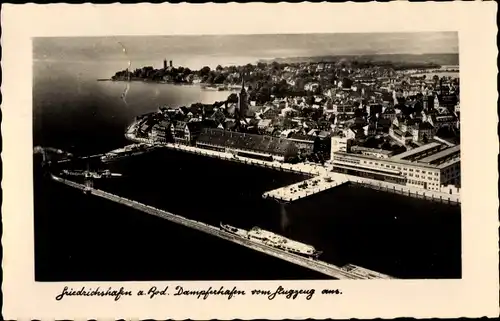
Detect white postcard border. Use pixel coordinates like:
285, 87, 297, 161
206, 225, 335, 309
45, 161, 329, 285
2, 2, 499, 319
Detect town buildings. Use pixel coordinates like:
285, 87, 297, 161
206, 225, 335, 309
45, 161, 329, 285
135, 58, 460, 191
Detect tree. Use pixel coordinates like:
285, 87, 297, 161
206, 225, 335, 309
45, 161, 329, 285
213, 73, 226, 84
200, 66, 211, 77
342, 77, 353, 89
216, 65, 223, 72
244, 63, 255, 73
227, 93, 238, 104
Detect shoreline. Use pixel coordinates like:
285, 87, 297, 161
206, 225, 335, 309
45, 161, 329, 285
99, 79, 239, 92
103, 78, 241, 91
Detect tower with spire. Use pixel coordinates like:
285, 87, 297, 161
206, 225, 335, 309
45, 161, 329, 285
237, 75, 248, 120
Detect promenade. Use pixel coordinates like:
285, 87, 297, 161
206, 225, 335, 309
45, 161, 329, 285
348, 177, 461, 205
126, 132, 324, 176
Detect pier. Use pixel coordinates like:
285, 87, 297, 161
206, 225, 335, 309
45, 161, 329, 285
49, 173, 394, 280
263, 171, 460, 205
263, 174, 349, 203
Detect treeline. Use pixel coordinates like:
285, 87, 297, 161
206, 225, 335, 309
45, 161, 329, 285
261, 53, 458, 68
112, 66, 194, 83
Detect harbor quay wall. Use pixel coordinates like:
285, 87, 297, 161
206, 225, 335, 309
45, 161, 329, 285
126, 133, 461, 205
126, 134, 318, 177
263, 175, 460, 205
169, 145, 316, 177
348, 178, 461, 205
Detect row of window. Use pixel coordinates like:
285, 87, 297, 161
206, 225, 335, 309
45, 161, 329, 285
361, 159, 440, 176
406, 172, 439, 181
333, 157, 360, 165
408, 179, 426, 186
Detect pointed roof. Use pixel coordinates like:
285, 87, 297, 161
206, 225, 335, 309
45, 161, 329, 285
240, 74, 247, 94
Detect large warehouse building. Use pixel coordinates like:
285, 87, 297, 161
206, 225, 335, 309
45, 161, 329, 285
330, 142, 460, 191
196, 128, 299, 163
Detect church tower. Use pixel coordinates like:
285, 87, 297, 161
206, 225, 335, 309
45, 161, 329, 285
238, 77, 248, 120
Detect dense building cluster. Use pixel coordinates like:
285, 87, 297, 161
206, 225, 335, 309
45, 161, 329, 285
130, 57, 460, 191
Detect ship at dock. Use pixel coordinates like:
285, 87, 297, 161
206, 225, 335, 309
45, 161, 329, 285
101, 143, 157, 163
220, 223, 322, 259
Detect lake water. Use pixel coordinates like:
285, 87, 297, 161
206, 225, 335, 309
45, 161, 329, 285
33, 60, 461, 281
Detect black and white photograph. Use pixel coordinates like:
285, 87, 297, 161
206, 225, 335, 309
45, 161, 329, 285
33, 32, 462, 281
2, 3, 498, 320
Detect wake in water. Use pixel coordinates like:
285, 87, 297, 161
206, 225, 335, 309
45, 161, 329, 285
118, 41, 132, 106
280, 203, 290, 232
121, 82, 130, 105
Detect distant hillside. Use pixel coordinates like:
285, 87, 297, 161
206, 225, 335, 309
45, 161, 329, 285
259, 53, 459, 67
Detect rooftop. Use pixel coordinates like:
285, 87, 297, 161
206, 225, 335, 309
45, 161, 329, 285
436, 156, 461, 169
351, 146, 393, 155
418, 145, 461, 164
333, 151, 443, 171
391, 142, 442, 160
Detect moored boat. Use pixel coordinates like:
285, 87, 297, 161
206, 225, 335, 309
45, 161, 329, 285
101, 143, 156, 163
220, 222, 322, 258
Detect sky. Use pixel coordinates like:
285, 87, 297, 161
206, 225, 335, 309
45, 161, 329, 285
33, 32, 458, 70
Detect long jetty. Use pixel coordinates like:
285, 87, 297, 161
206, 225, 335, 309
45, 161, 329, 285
49, 173, 394, 280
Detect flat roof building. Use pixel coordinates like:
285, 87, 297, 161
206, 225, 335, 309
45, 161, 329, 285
331, 143, 461, 191
418, 145, 460, 165
390, 142, 443, 161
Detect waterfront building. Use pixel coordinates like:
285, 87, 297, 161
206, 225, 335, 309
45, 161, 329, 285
330, 134, 352, 158
137, 122, 154, 138
195, 128, 299, 163
288, 132, 316, 155
149, 120, 172, 143
330, 143, 461, 191
171, 121, 202, 145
